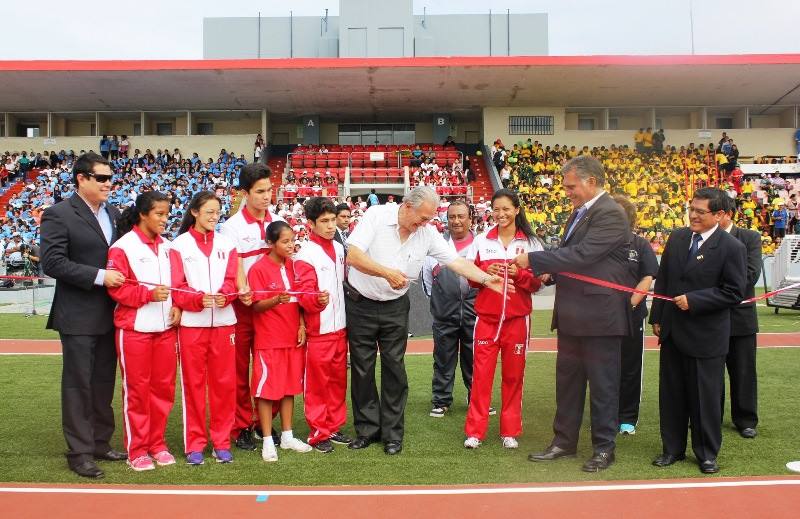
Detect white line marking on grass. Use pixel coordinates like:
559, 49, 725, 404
1, 479, 800, 497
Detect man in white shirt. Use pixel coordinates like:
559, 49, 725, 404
344, 186, 506, 455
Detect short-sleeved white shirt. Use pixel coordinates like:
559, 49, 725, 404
346, 204, 458, 301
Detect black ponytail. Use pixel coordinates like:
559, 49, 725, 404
118, 190, 171, 236
265, 220, 292, 246
491, 188, 536, 242
178, 191, 220, 235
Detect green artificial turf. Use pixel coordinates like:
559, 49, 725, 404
1, 349, 798, 486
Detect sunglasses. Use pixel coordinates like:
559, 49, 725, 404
84, 172, 113, 183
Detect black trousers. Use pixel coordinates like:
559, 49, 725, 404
345, 291, 410, 442
431, 316, 475, 407
618, 319, 645, 425
659, 339, 725, 462
552, 334, 622, 454
60, 331, 117, 468
724, 333, 758, 430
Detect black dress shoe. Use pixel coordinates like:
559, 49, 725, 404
581, 451, 615, 472
348, 436, 377, 450
72, 461, 104, 479
739, 427, 757, 439
699, 459, 719, 474
95, 450, 128, 462
330, 431, 353, 445
528, 445, 577, 462
384, 441, 403, 455
652, 453, 686, 467
235, 428, 257, 451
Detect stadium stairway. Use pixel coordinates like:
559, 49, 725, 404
0, 180, 24, 208
468, 154, 494, 202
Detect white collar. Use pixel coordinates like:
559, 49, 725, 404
578, 190, 606, 212
695, 224, 719, 243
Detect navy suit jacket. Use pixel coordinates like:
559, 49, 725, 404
649, 226, 747, 358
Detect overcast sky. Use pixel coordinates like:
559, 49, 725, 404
3, 0, 797, 60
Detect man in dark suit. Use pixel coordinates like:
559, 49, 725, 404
650, 187, 746, 474
515, 155, 631, 472
41, 152, 127, 479
333, 203, 351, 254
720, 195, 761, 439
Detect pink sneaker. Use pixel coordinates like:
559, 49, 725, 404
152, 451, 176, 466
127, 455, 155, 472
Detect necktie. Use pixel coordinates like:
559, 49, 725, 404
687, 233, 702, 261
564, 206, 587, 241
341, 229, 349, 254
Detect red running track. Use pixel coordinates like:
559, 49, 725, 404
1, 478, 800, 519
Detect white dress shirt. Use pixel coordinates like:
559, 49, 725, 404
347, 205, 458, 301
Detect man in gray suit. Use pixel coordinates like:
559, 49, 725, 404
41, 152, 127, 478
515, 155, 631, 472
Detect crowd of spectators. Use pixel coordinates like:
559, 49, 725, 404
3, 134, 799, 277
490, 135, 799, 256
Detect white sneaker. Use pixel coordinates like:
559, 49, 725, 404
501, 436, 519, 449
464, 437, 481, 449
280, 436, 312, 453
261, 442, 278, 462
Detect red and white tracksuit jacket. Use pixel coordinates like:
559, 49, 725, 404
219, 205, 284, 433
170, 227, 238, 454
107, 226, 177, 461
464, 226, 543, 440
294, 233, 348, 445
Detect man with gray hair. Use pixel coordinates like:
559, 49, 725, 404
344, 186, 507, 455
515, 155, 632, 472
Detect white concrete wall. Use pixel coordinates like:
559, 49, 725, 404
483, 106, 797, 156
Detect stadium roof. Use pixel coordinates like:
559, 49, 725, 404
1, 55, 799, 121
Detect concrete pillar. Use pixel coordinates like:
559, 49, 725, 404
95, 112, 101, 137
187, 111, 192, 136
602, 108, 610, 131
301, 115, 319, 145
433, 114, 451, 145
47, 112, 53, 138
261, 109, 268, 140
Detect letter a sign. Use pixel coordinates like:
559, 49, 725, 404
307, 119, 315, 127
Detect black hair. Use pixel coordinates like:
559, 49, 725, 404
265, 220, 292, 245
304, 197, 337, 222
692, 187, 727, 213
238, 162, 272, 192
446, 199, 473, 218
118, 191, 171, 236
490, 188, 536, 241
72, 152, 109, 185
335, 203, 351, 216
178, 191, 221, 235
721, 193, 737, 214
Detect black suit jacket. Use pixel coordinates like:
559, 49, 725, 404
649, 226, 746, 358
41, 195, 121, 335
729, 226, 761, 336
527, 192, 632, 337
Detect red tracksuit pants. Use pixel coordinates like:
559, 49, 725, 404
232, 303, 256, 434
464, 315, 529, 440
304, 332, 348, 445
179, 326, 236, 453
116, 328, 178, 460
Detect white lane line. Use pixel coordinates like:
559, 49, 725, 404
1, 479, 800, 497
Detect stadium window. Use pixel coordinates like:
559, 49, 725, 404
133, 123, 141, 136
608, 118, 619, 130
508, 115, 554, 135
89, 123, 96, 136
156, 123, 173, 136
655, 118, 663, 130
716, 117, 733, 129
196, 122, 214, 135
578, 118, 595, 131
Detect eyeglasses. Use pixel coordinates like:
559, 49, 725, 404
688, 206, 717, 216
84, 173, 113, 183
